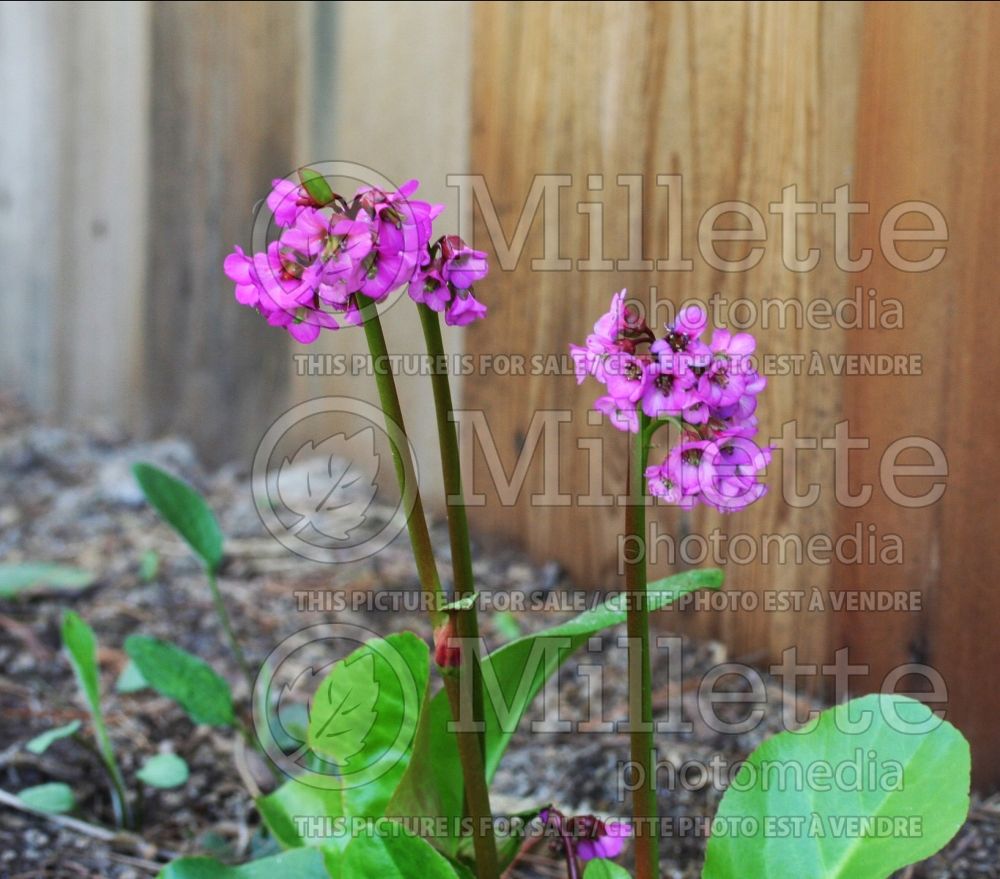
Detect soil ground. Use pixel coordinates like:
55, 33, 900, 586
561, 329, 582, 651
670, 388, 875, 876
1, 398, 996, 878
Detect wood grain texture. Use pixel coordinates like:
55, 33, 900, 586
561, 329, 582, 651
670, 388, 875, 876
0, 1, 149, 420
290, 0, 473, 506
838, 0, 1000, 787
465, 1, 863, 673
143, 1, 300, 464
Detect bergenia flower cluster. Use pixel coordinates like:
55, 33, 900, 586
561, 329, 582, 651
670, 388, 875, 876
571, 290, 769, 512
224, 175, 488, 343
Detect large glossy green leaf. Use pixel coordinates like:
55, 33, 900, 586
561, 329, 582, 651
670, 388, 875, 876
125, 635, 234, 727
133, 463, 223, 573
583, 860, 632, 879
157, 848, 329, 879
256, 781, 347, 853
307, 632, 428, 818
389, 570, 722, 855
18, 782, 76, 814
0, 563, 95, 599
702, 694, 970, 879
334, 829, 461, 879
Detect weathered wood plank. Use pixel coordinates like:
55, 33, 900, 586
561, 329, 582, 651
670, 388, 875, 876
0, 1, 149, 420
838, 0, 1000, 788
465, 2, 863, 675
143, 1, 300, 463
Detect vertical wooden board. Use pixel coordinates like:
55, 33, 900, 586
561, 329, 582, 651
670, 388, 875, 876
144, 1, 299, 464
54, 2, 150, 423
0, 2, 149, 420
839, 1, 1000, 787
288, 0, 472, 507
0, 3, 66, 411
465, 1, 863, 672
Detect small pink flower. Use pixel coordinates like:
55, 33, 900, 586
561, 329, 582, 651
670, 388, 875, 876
266, 178, 306, 228
445, 291, 487, 326
439, 235, 489, 290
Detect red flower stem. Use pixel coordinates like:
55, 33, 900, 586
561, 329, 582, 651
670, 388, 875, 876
362, 304, 499, 879
626, 413, 658, 879
361, 305, 446, 621
417, 303, 487, 754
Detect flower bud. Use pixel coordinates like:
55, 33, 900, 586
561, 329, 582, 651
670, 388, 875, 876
433, 616, 462, 669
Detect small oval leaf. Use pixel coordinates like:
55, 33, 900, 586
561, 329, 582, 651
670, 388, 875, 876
133, 463, 223, 573
583, 860, 632, 879
125, 635, 234, 727
26, 721, 81, 755
137, 753, 189, 789
0, 563, 95, 599
19, 782, 75, 814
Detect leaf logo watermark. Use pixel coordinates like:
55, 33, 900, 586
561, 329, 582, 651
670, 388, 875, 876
278, 430, 379, 542
252, 396, 418, 563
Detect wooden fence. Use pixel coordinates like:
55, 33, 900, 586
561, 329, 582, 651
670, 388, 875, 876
0, 1, 997, 786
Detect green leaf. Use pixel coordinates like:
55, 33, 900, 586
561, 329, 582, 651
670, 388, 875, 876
133, 463, 223, 573
583, 860, 632, 879
493, 611, 522, 641
340, 829, 461, 878
25, 720, 81, 755
139, 549, 161, 582
0, 563, 95, 599
115, 660, 148, 694
257, 780, 347, 853
389, 569, 722, 855
61, 612, 114, 762
18, 782, 76, 814
125, 635, 234, 727
137, 753, 190, 789
702, 694, 971, 879
158, 848, 329, 879
298, 167, 335, 207
455, 804, 547, 873
307, 632, 429, 817
440, 593, 479, 614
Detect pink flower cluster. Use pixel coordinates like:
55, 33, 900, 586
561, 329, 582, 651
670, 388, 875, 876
224, 176, 489, 343
571, 290, 769, 512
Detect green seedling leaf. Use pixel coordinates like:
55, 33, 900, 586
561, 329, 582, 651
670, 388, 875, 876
125, 635, 234, 727
18, 782, 75, 814
298, 167, 335, 206
340, 828, 462, 878
60, 611, 129, 826
25, 720, 81, 755
158, 848, 329, 879
389, 569, 722, 855
139, 549, 161, 582
137, 753, 190, 789
584, 860, 632, 879
61, 612, 114, 761
0, 563, 95, 599
308, 631, 429, 818
133, 463, 223, 573
702, 694, 971, 879
115, 660, 148, 694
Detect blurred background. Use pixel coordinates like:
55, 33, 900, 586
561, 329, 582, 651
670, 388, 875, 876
1, 0, 998, 789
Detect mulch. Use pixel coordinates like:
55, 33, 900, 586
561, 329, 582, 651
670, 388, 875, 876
0, 396, 996, 879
